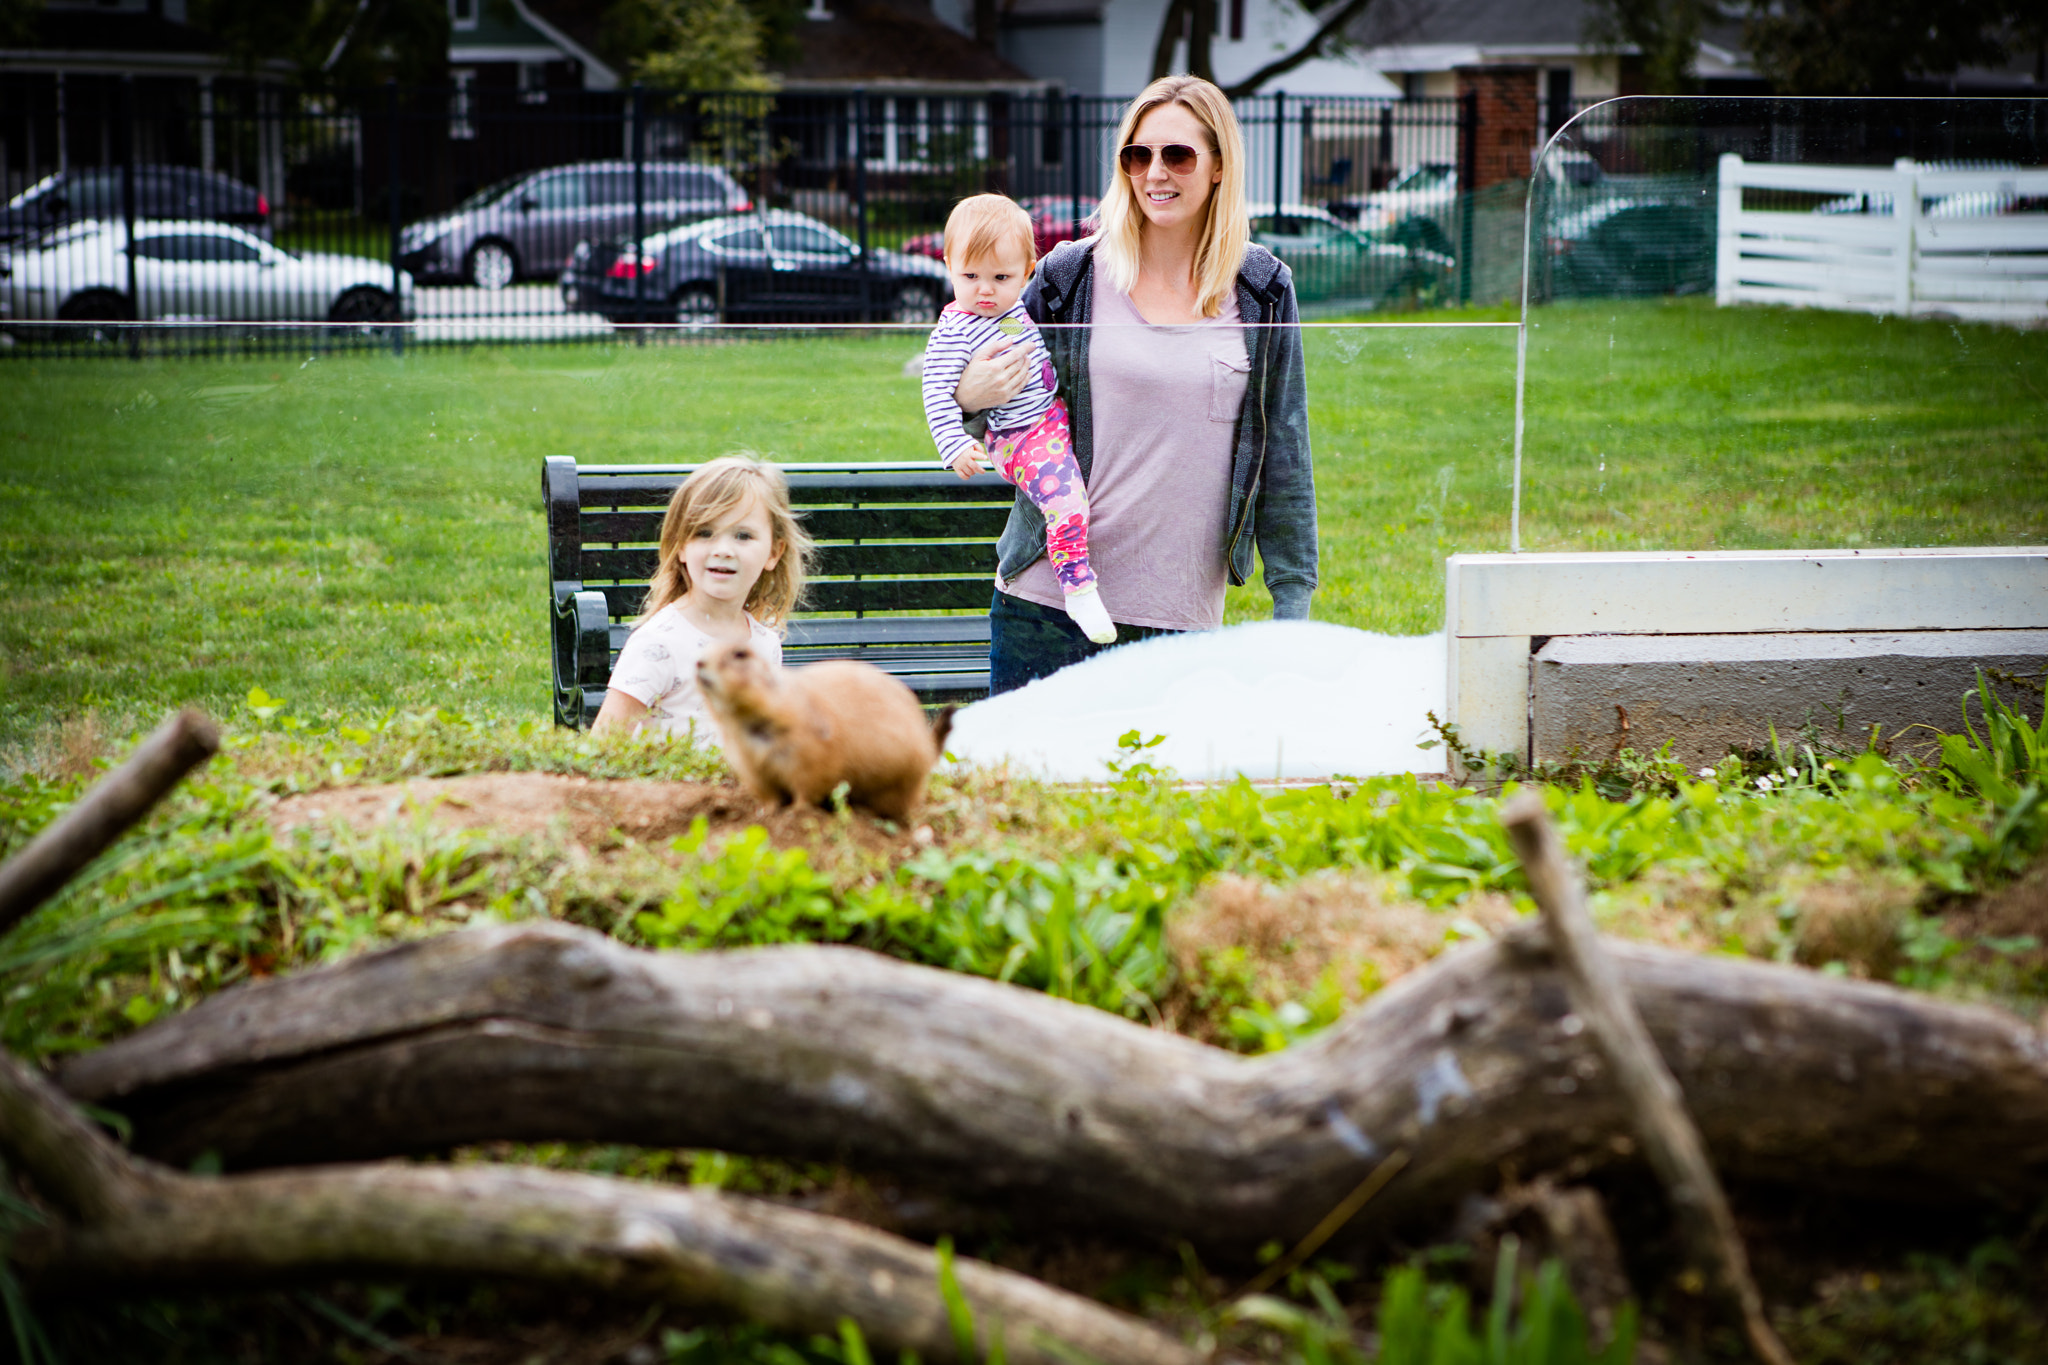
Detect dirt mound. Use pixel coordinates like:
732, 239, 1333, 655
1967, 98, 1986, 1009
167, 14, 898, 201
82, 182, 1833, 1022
266, 772, 915, 854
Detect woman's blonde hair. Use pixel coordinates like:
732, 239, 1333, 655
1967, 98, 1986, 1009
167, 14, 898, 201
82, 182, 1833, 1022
641, 454, 814, 633
945, 193, 1037, 272
1094, 75, 1249, 319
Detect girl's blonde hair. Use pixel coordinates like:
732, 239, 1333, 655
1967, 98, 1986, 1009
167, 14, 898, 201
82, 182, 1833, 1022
945, 193, 1037, 272
1094, 75, 1249, 319
641, 454, 814, 632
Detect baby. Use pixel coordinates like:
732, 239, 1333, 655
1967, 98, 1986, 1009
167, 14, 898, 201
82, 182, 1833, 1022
919, 193, 1115, 645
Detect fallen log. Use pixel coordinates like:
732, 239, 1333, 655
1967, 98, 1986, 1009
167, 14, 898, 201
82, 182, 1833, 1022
0, 1047, 1196, 1365
61, 919, 2048, 1248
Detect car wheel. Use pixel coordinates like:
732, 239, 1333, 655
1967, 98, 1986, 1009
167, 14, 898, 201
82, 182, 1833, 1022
329, 286, 400, 324
890, 282, 940, 325
670, 284, 719, 329
56, 289, 132, 344
467, 240, 518, 291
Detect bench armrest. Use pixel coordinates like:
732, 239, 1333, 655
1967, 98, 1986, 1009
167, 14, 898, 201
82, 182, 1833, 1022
551, 588, 612, 728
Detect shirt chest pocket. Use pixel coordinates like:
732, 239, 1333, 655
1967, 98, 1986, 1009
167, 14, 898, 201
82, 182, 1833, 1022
1208, 350, 1251, 423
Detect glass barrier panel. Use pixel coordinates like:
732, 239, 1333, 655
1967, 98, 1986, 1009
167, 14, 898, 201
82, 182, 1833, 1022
1517, 95, 2048, 555
1, 319, 1511, 737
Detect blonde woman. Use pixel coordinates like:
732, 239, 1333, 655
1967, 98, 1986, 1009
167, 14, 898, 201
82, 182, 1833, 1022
954, 75, 1317, 693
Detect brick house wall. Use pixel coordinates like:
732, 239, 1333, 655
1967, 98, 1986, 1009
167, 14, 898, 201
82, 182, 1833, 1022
1455, 64, 1538, 191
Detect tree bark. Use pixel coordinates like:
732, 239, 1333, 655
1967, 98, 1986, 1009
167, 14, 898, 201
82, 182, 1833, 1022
0, 1049, 1194, 1365
60, 921, 2048, 1249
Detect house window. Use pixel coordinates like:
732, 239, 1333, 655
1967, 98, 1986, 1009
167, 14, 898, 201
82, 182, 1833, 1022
1228, 0, 1243, 41
1402, 72, 1426, 101
450, 68, 476, 140
520, 62, 549, 104
449, 0, 477, 31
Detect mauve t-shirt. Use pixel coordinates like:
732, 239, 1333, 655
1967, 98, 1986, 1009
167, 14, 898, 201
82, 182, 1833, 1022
1001, 282, 1249, 631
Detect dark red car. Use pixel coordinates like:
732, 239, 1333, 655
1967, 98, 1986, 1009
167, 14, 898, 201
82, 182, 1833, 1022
901, 195, 1099, 263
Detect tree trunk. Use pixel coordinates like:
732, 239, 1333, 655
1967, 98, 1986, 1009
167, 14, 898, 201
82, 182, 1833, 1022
60, 922, 2048, 1249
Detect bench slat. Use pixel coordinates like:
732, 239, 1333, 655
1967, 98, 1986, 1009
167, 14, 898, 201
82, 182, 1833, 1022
592, 577, 993, 619
578, 504, 1015, 547
580, 540, 995, 583
577, 469, 1014, 509
611, 617, 991, 650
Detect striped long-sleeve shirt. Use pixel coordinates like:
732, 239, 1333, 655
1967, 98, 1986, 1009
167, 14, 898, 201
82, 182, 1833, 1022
920, 301, 1059, 466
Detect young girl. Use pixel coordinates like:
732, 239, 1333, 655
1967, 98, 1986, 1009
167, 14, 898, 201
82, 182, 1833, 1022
921, 193, 1116, 645
591, 455, 814, 741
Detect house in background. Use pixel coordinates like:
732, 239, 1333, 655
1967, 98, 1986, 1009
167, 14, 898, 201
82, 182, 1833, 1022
0, 0, 293, 201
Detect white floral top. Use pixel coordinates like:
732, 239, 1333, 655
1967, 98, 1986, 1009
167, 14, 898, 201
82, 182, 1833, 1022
607, 603, 782, 742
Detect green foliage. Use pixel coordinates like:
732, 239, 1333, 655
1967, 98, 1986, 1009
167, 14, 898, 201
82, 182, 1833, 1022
1231, 1249, 1635, 1365
603, 0, 775, 91
1779, 1238, 2048, 1365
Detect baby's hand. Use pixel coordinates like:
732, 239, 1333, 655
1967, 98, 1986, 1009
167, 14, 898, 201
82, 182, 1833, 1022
948, 447, 987, 479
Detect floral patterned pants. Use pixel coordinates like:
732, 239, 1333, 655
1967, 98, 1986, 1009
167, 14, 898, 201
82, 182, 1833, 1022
989, 398, 1094, 594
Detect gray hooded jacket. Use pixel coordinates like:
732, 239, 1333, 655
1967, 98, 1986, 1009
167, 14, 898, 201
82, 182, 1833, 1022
986, 237, 1318, 618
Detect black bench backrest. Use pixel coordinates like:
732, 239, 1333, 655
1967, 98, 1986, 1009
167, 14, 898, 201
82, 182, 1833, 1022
545, 456, 1016, 726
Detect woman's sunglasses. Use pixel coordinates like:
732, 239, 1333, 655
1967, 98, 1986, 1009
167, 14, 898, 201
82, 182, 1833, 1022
1118, 143, 1206, 176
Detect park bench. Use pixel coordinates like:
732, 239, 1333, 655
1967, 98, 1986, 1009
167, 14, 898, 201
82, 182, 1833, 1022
544, 456, 1015, 727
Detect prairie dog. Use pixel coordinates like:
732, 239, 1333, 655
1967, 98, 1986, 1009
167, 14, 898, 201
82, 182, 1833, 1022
696, 642, 953, 821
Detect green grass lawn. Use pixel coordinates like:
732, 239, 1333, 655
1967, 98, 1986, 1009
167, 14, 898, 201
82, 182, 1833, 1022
0, 299, 2042, 749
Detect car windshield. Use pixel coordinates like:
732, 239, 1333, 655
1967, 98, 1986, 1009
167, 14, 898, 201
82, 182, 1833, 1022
455, 174, 528, 212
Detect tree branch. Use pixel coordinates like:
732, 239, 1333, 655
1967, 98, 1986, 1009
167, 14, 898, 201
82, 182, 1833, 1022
1501, 793, 1792, 1365
0, 1045, 1194, 1365
1221, 0, 1378, 100
0, 709, 218, 935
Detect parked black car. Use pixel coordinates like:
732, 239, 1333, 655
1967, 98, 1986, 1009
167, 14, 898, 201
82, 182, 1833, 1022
1548, 196, 1715, 298
399, 161, 750, 290
562, 210, 952, 325
1, 165, 269, 246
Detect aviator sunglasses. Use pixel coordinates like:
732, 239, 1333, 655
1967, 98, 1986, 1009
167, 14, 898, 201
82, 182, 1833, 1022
1118, 142, 1208, 175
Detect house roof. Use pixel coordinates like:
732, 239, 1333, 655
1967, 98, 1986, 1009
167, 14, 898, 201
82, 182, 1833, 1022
0, 6, 285, 74
779, 0, 1040, 88
505, 0, 619, 87
1348, 0, 1595, 54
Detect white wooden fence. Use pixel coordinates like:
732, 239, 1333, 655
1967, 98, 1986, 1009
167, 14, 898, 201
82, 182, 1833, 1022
1716, 154, 2048, 324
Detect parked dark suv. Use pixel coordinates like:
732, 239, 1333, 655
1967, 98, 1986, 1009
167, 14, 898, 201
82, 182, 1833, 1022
1, 165, 269, 246
398, 161, 750, 290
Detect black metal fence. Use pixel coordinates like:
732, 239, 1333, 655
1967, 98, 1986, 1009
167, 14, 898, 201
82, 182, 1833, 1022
11, 79, 2036, 356
1, 76, 1481, 354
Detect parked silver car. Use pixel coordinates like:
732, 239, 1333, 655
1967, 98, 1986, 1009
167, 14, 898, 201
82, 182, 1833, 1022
399, 161, 750, 290
0, 219, 412, 329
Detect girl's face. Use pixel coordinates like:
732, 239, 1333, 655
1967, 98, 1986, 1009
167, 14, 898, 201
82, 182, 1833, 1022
947, 243, 1032, 317
680, 492, 783, 609
1126, 102, 1221, 235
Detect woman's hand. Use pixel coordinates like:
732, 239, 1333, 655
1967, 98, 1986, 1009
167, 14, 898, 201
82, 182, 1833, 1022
954, 338, 1031, 413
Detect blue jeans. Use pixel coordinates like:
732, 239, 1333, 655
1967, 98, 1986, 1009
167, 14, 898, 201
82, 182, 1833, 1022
987, 588, 1180, 695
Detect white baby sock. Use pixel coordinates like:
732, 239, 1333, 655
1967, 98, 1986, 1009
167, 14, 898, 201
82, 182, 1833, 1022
1064, 586, 1117, 644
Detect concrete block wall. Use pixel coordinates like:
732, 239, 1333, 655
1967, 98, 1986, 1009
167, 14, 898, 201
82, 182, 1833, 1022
1444, 548, 2048, 773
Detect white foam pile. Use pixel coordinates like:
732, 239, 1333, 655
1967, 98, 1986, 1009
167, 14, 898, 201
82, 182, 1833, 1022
945, 621, 1447, 782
